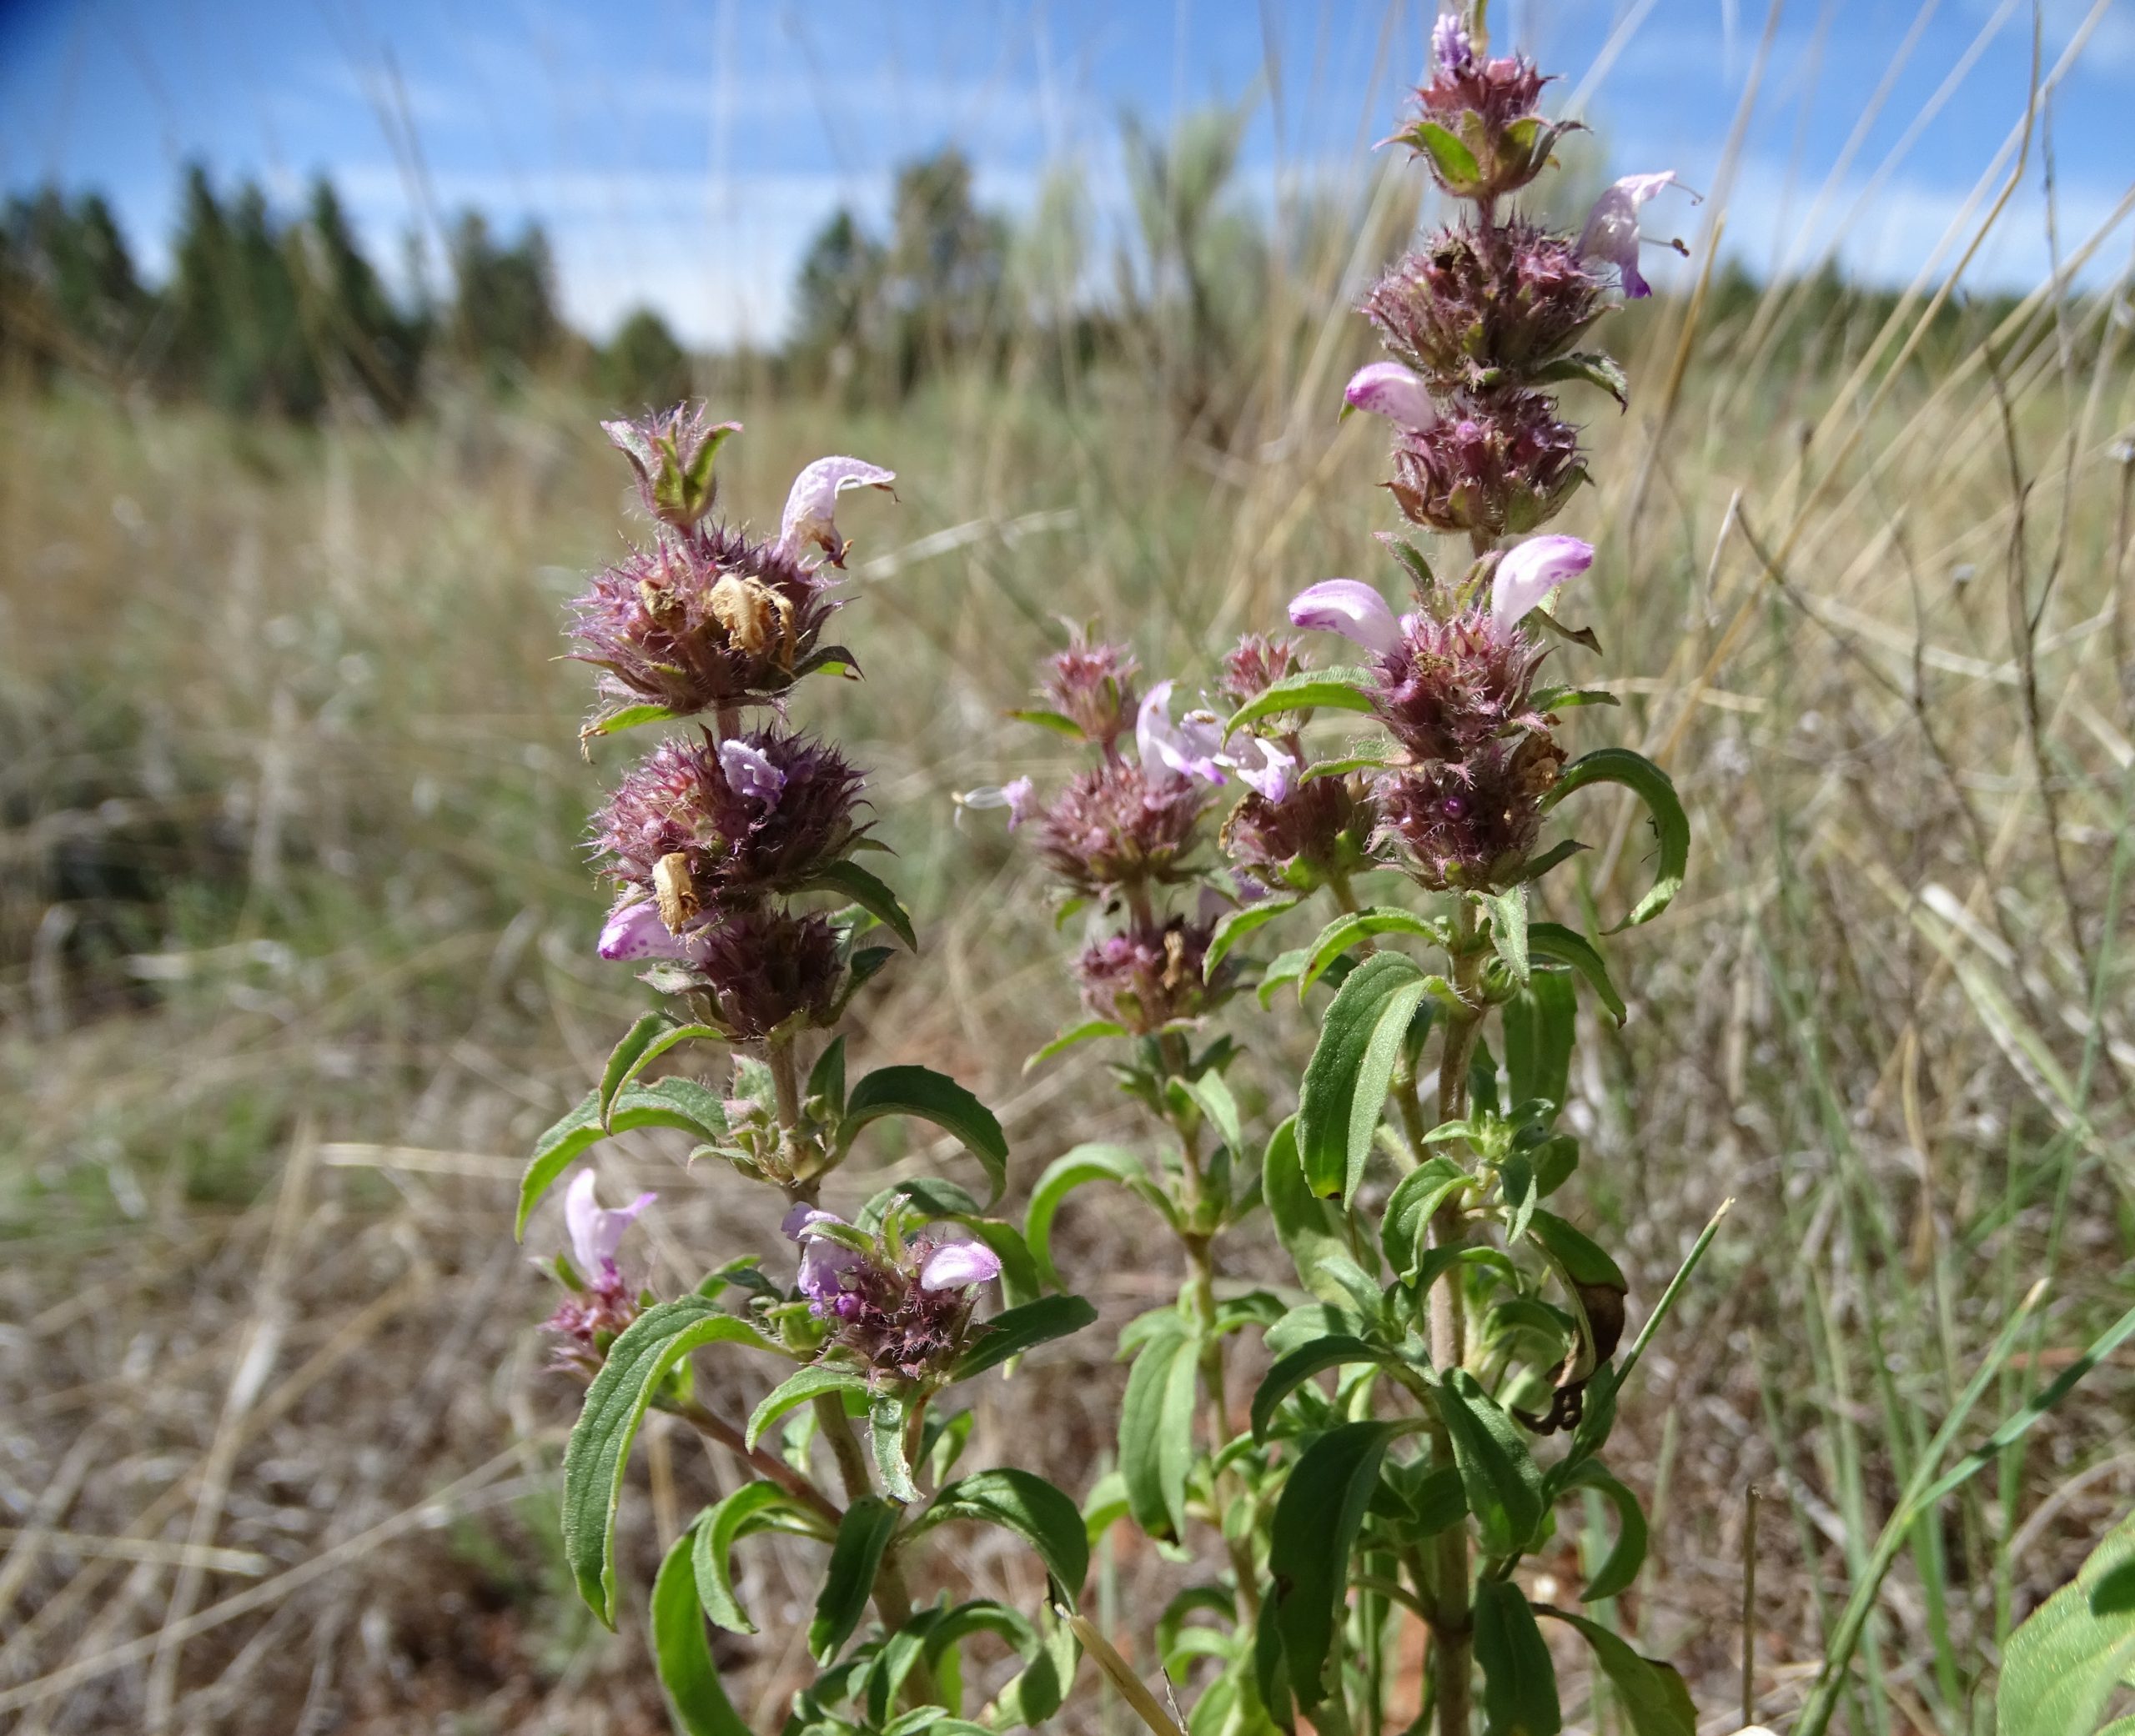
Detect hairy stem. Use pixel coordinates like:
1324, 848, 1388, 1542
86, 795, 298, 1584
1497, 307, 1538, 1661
667, 1396, 842, 1528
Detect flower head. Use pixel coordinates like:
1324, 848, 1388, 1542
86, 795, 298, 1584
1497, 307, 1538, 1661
778, 456, 897, 567
1577, 173, 1699, 300
1040, 635, 1142, 751
692, 906, 845, 1039
1364, 221, 1605, 394
1074, 915, 1229, 1035
1491, 534, 1593, 635
1136, 680, 1228, 790
783, 1209, 1001, 1378
1216, 634, 1304, 712
601, 404, 742, 531
1389, 391, 1585, 538
1221, 770, 1372, 885
1289, 580, 1405, 659
1399, 15, 1554, 198
1374, 734, 1565, 890
570, 525, 840, 719
1370, 606, 1552, 765
1032, 760, 1210, 893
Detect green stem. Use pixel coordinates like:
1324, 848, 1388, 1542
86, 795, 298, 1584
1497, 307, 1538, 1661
667, 1396, 843, 1528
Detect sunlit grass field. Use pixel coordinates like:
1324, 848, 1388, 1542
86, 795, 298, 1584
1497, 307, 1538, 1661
3, 245, 2132, 1732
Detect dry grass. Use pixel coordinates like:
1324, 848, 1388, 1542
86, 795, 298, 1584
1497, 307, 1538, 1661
3, 196, 2133, 1735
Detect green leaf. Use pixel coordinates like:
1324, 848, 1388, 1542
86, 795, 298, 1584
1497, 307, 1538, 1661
1298, 907, 1449, 998
1433, 1368, 1545, 1558
1474, 1578, 1562, 1736
951, 1293, 1099, 1381
1250, 1335, 1405, 1439
651, 1525, 754, 1736
1537, 1607, 1695, 1736
1223, 665, 1377, 735
1541, 749, 1689, 931
1007, 706, 1086, 737
810, 1496, 900, 1662
1257, 946, 1310, 1006
517, 1077, 730, 1239
1558, 1460, 1647, 1602
1997, 1510, 2135, 1736
1380, 1156, 1472, 1286
926, 1469, 1091, 1608
1502, 971, 1576, 1115
807, 1033, 848, 1116
1261, 1117, 1364, 1307
749, 1365, 872, 1450
600, 1011, 678, 1123
1119, 1323, 1200, 1542
562, 1298, 780, 1626
1265, 1420, 1412, 1710
985, 1610, 1082, 1728
1206, 895, 1303, 976
583, 701, 682, 740
1530, 685, 1620, 713
840, 1066, 1009, 1204
1530, 349, 1630, 408
1379, 535, 1435, 590
1024, 1019, 1128, 1071
1183, 1071, 1244, 1159
691, 1481, 794, 1634
872, 1390, 919, 1503
1410, 119, 1483, 189
1296, 952, 1433, 1202
1024, 1144, 1164, 1291
1484, 887, 1529, 985
796, 858, 918, 951
1528, 1210, 1628, 1292
1526, 922, 1626, 1023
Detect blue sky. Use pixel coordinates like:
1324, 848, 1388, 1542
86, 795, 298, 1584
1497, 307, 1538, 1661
2, 0, 2129, 344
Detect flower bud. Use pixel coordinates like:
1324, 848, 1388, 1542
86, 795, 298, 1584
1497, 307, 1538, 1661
1222, 771, 1374, 886
542, 1171, 656, 1374
693, 906, 844, 1039
1388, 391, 1585, 538
1216, 634, 1304, 713
601, 404, 741, 531
1374, 733, 1565, 891
1032, 760, 1210, 894
1392, 16, 1565, 201
1039, 635, 1143, 750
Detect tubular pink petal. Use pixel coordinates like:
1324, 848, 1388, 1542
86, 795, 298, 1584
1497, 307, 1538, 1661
920, 1241, 1003, 1291
1288, 580, 1404, 657
1229, 736, 1298, 804
598, 900, 688, 961
1136, 681, 1228, 787
1577, 173, 1699, 300
1344, 361, 1439, 431
778, 456, 897, 564
717, 739, 786, 804
565, 1170, 656, 1272
1490, 534, 1595, 635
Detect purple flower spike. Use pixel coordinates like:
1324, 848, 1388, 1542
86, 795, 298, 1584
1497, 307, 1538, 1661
717, 739, 786, 805
1289, 580, 1404, 658
919, 1240, 1003, 1292
1137, 681, 1228, 789
1490, 534, 1595, 635
779, 457, 897, 566
564, 1169, 656, 1276
598, 899, 690, 961
1577, 173, 1699, 299
1345, 361, 1439, 432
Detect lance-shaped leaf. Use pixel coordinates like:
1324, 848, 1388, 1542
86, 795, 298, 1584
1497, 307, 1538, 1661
1555, 1459, 1648, 1602
1536, 1606, 1696, 1736
651, 1526, 754, 1736
517, 1077, 729, 1238
796, 858, 918, 951
1205, 893, 1303, 976
1024, 1018, 1128, 1071
1483, 886, 1530, 984
1530, 349, 1630, 408
1296, 952, 1434, 1201
1250, 1335, 1409, 1440
1223, 665, 1377, 735
563, 1299, 781, 1626
1432, 1367, 1545, 1558
582, 701, 683, 740
1540, 748, 1689, 930
807, 1033, 848, 1116
1025, 1144, 1169, 1291
691, 1482, 805, 1634
1408, 119, 1484, 193
1297, 907, 1450, 999
602, 1013, 724, 1123
871, 1390, 919, 1503
951, 1293, 1099, 1382
1264, 1420, 1414, 1711
922, 1469, 1090, 1608
1379, 1156, 1472, 1287
1996, 1509, 2135, 1736
1262, 1116, 1368, 1307
1527, 921, 1626, 1023
1118, 1321, 1200, 1542
1501, 968, 1576, 1121
1474, 1578, 1562, 1735
839, 1066, 1009, 1203
748, 1365, 872, 1450
810, 1496, 901, 1662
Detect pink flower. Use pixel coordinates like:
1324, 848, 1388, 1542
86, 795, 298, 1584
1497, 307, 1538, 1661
1577, 173, 1699, 300
782, 1205, 866, 1307
959, 777, 1039, 829
778, 457, 897, 566
564, 1170, 656, 1276
1344, 361, 1438, 431
1227, 735, 1298, 804
1289, 580, 1404, 658
598, 900, 691, 961
1490, 534, 1594, 635
1432, 11, 1475, 78
1136, 680, 1228, 789
918, 1241, 1003, 1292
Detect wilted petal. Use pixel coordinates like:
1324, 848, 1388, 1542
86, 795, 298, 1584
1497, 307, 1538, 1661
1490, 534, 1595, 635
599, 900, 688, 961
778, 456, 897, 565
1577, 173, 1697, 300
564, 1170, 656, 1274
920, 1240, 1003, 1292
1344, 362, 1438, 431
718, 739, 786, 804
1229, 736, 1298, 804
1136, 680, 1228, 788
1289, 580, 1404, 657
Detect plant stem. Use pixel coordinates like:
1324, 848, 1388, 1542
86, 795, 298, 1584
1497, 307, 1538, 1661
767, 1031, 809, 1188
667, 1396, 843, 1528
1429, 901, 1487, 1736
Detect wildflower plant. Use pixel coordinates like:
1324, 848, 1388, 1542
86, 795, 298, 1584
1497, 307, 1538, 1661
515, 413, 1105, 1734
987, 8, 1720, 1733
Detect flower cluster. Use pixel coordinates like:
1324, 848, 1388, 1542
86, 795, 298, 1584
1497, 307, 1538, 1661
785, 1207, 1003, 1382
541, 1172, 656, 1377
577, 413, 897, 1040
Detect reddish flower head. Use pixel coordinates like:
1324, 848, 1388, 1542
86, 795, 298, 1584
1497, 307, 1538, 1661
1216, 633, 1305, 713
1040, 635, 1143, 752
694, 907, 845, 1039
1389, 391, 1585, 538
1074, 915, 1229, 1035
1374, 734, 1565, 890
1031, 760, 1211, 894
1365, 221, 1605, 396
